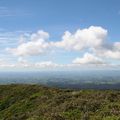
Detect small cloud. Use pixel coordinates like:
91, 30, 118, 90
72, 53, 105, 65
7, 30, 50, 56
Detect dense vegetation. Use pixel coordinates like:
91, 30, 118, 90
0, 84, 120, 120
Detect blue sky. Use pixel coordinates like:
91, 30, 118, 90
0, 0, 120, 70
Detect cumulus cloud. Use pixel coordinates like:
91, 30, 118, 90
7, 26, 108, 57
72, 53, 105, 64
93, 42, 120, 60
94, 49, 120, 60
31, 30, 49, 40
7, 30, 50, 56
54, 26, 107, 51
5, 26, 120, 67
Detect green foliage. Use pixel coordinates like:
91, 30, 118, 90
62, 109, 81, 120
0, 84, 120, 120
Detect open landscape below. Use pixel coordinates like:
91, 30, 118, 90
0, 0, 120, 119
0, 84, 120, 120
1, 70, 120, 90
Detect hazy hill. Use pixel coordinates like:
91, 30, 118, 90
0, 84, 120, 120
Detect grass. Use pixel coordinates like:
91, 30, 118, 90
0, 84, 120, 120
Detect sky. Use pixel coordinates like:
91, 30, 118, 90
0, 0, 120, 70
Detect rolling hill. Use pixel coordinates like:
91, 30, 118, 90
0, 84, 120, 120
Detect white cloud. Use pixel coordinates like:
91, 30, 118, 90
7, 30, 50, 56
93, 42, 120, 60
5, 26, 120, 68
31, 30, 49, 40
73, 53, 105, 64
6, 26, 108, 57
35, 61, 58, 68
54, 26, 107, 51
95, 49, 120, 60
